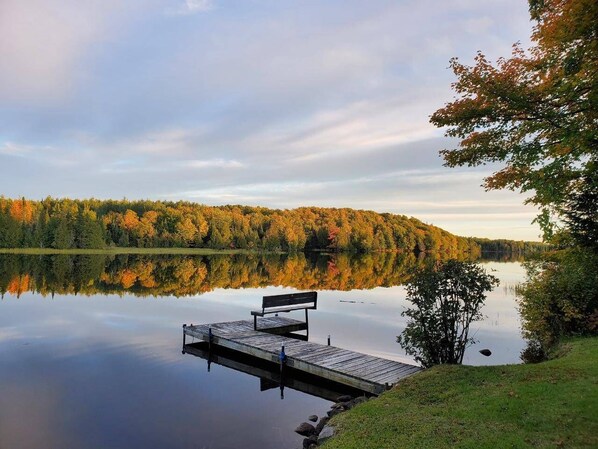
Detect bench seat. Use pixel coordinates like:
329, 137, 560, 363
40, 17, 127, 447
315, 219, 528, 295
251, 304, 317, 316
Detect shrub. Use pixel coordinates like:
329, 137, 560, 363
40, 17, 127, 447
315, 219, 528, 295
518, 248, 598, 350
397, 260, 499, 367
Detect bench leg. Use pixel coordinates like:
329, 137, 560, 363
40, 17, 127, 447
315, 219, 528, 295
305, 308, 309, 338
254, 314, 257, 330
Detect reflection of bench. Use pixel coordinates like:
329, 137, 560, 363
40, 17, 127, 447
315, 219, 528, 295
251, 291, 317, 331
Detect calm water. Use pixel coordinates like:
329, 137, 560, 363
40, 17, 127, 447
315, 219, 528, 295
0, 253, 526, 449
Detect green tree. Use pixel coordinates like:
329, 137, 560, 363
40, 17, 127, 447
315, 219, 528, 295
52, 218, 73, 249
75, 209, 105, 249
397, 260, 499, 367
563, 171, 598, 249
430, 0, 598, 239
519, 248, 598, 349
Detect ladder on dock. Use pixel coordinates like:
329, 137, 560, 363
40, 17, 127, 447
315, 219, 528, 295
183, 317, 422, 395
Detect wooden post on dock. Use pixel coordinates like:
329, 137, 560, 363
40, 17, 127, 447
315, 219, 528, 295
279, 344, 286, 372
182, 324, 187, 353
279, 343, 286, 399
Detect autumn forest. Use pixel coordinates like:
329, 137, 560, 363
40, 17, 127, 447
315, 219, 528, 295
0, 197, 543, 256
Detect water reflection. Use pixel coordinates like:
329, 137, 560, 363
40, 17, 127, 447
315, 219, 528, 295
183, 342, 368, 402
0, 254, 527, 449
0, 252, 512, 298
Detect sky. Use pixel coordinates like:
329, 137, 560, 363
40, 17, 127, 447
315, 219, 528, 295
0, 0, 542, 240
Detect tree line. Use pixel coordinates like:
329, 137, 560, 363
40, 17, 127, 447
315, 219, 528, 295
0, 197, 506, 256
473, 238, 548, 257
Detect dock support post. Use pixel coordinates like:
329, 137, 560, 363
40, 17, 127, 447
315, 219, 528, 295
279, 344, 286, 371
182, 324, 187, 353
328, 335, 331, 346
207, 327, 214, 371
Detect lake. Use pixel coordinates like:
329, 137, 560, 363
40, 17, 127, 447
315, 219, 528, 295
0, 253, 526, 449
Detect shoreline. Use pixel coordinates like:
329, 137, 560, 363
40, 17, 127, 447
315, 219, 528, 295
0, 247, 261, 255
321, 337, 598, 448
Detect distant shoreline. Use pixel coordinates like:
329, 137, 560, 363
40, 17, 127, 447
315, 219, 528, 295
0, 247, 534, 260
0, 247, 260, 255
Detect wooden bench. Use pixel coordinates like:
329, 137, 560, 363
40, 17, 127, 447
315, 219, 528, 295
251, 291, 317, 331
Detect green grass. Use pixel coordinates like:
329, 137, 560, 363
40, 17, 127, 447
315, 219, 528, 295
0, 247, 258, 255
324, 338, 598, 449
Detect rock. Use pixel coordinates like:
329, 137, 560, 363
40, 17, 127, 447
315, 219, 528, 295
317, 425, 335, 444
327, 408, 341, 418
340, 401, 353, 410
315, 416, 329, 434
337, 395, 352, 403
308, 415, 318, 422
295, 422, 316, 437
352, 396, 368, 405
479, 349, 492, 357
302, 435, 317, 448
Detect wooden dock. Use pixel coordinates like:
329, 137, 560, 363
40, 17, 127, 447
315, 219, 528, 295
183, 343, 368, 402
183, 317, 422, 395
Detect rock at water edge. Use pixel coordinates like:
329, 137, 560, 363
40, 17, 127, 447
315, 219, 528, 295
318, 426, 335, 444
295, 422, 316, 437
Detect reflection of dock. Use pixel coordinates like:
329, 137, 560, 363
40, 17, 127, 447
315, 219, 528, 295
183, 342, 366, 401
183, 317, 422, 395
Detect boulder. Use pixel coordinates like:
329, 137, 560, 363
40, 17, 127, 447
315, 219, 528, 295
352, 396, 368, 405
295, 422, 316, 437
315, 416, 329, 433
308, 415, 318, 422
336, 395, 352, 402
317, 426, 335, 444
302, 435, 317, 448
479, 349, 492, 357
327, 408, 341, 418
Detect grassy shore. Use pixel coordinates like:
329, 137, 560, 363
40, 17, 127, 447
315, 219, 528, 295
324, 338, 598, 449
0, 247, 258, 255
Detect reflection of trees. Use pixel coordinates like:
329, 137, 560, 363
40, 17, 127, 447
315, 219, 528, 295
0, 253, 510, 298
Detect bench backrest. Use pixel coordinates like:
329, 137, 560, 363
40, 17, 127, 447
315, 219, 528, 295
262, 291, 317, 310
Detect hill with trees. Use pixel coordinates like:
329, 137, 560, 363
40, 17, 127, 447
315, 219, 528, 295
0, 196, 541, 256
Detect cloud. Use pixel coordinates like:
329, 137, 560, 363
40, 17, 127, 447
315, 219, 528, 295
184, 159, 243, 169
0, 0, 133, 105
166, 0, 214, 16
0, 142, 78, 167
0, 142, 31, 157
0, 0, 540, 240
